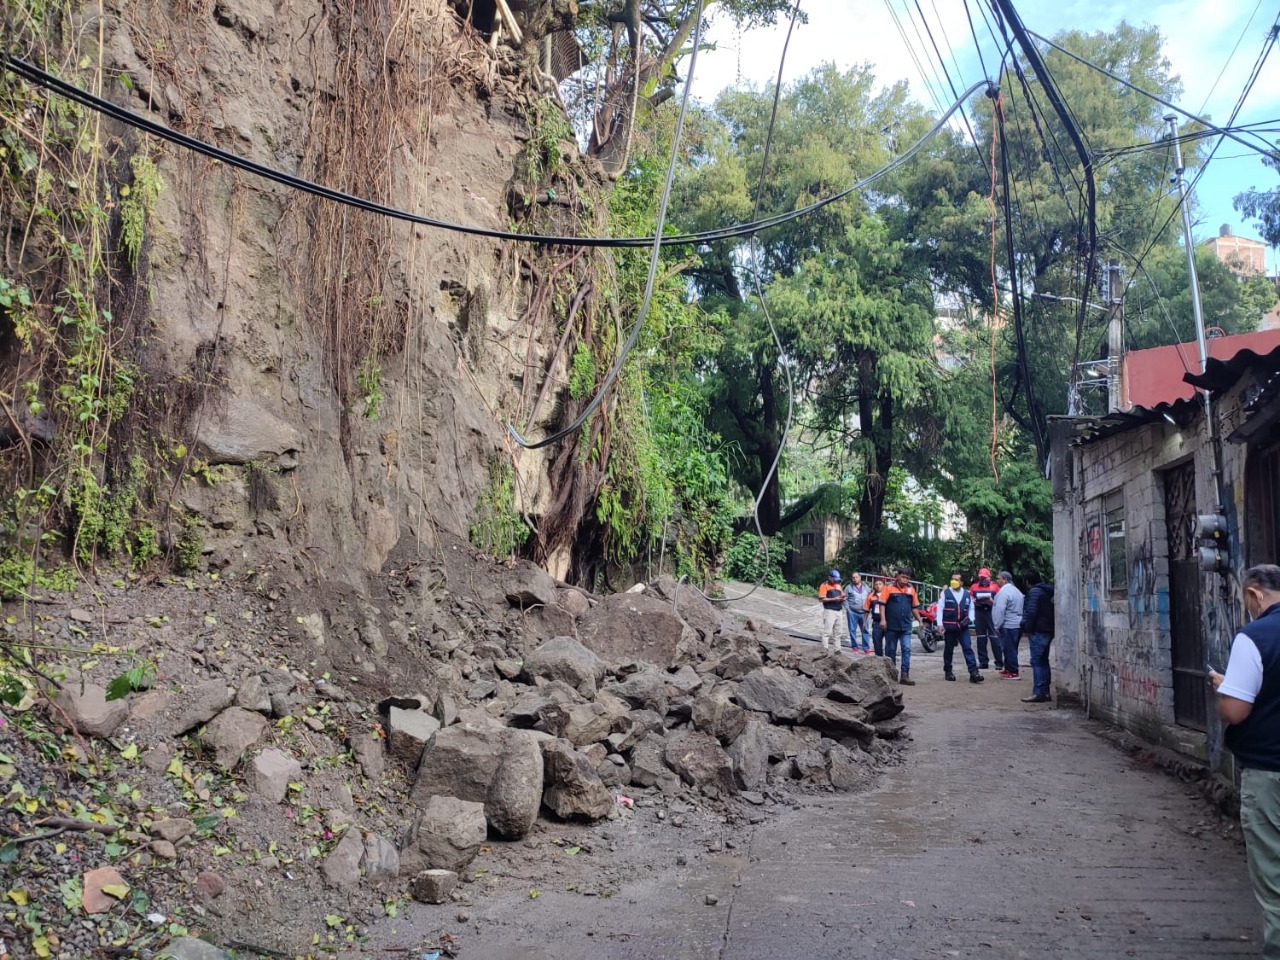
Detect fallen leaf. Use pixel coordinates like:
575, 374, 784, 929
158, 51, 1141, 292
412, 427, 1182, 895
101, 883, 130, 900
6, 888, 29, 906
120, 744, 139, 761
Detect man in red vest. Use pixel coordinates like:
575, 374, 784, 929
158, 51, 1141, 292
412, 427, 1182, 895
969, 567, 1001, 671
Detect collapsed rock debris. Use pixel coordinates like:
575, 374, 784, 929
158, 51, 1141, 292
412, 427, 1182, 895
0, 549, 909, 958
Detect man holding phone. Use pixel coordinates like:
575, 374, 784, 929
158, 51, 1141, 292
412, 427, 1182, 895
1210, 564, 1280, 958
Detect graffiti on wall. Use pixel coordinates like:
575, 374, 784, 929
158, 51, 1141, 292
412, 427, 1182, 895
1083, 450, 1119, 487
1112, 662, 1160, 709
1128, 537, 1159, 627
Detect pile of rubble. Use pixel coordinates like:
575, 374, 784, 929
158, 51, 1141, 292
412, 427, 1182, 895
5, 558, 907, 957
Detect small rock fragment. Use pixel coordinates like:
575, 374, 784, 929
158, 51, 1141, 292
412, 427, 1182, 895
410, 869, 458, 904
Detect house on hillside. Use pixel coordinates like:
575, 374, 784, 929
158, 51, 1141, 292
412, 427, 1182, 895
1050, 328, 1280, 767
784, 514, 854, 580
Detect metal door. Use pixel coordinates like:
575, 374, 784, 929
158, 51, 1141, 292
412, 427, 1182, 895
1165, 461, 1206, 730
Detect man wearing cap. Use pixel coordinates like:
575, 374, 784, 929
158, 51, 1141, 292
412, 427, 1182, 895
970, 568, 1001, 671
817, 569, 847, 653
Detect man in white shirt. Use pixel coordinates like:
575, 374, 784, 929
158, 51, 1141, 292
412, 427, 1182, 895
1210, 564, 1280, 958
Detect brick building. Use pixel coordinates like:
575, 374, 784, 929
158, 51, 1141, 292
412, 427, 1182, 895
1206, 225, 1268, 276
1050, 333, 1280, 767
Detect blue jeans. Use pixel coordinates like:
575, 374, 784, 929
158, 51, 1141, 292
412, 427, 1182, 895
943, 627, 978, 675
846, 609, 870, 650
884, 628, 912, 674
1029, 632, 1052, 696
1001, 627, 1021, 675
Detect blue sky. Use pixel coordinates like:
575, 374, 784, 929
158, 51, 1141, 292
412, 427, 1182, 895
693, 0, 1280, 273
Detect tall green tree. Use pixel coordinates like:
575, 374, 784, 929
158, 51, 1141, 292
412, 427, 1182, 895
675, 64, 927, 541
1235, 156, 1280, 247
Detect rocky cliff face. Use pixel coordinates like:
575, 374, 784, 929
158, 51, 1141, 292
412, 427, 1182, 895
3, 0, 574, 593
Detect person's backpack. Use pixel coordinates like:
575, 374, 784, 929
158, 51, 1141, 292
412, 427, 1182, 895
941, 589, 971, 628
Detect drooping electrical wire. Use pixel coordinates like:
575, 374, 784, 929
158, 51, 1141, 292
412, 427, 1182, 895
508, 2, 707, 450
988, 0, 1097, 432
0, 55, 987, 252
1027, 28, 1280, 162
706, 0, 806, 605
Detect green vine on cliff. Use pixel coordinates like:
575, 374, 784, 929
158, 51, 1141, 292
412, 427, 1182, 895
0, 7, 167, 587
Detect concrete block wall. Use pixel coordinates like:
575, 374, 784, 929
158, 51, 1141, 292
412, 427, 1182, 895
1055, 418, 1203, 743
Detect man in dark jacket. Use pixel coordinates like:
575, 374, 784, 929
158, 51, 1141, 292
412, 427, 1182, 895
1210, 564, 1280, 957
1019, 571, 1055, 703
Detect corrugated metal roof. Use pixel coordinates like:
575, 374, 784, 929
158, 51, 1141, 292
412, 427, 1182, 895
1183, 342, 1280, 392
1052, 396, 1201, 444
1126, 330, 1280, 407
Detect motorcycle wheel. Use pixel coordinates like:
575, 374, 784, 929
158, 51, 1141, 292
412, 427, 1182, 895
919, 628, 939, 653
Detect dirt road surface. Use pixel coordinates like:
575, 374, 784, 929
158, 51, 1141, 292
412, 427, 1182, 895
367, 584, 1260, 960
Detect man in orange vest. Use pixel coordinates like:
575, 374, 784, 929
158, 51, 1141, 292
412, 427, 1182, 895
817, 569, 847, 652
879, 567, 924, 685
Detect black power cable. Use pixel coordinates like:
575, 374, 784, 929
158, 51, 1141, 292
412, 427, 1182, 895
993, 97, 1047, 461
988, 0, 1097, 426
1, 54, 987, 253
508, 1, 708, 450
1027, 29, 1280, 162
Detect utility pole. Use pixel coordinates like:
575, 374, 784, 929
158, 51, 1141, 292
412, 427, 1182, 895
1165, 115, 1228, 576
1165, 116, 1209, 379
1105, 261, 1124, 413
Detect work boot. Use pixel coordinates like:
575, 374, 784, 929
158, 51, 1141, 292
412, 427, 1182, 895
944, 670, 956, 681
970, 671, 985, 683
899, 673, 915, 686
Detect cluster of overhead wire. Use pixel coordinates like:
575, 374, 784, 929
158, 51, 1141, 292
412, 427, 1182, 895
887, 0, 1279, 446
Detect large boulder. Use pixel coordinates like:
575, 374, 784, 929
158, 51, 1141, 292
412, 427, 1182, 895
733, 666, 813, 721
629, 735, 680, 792
163, 681, 234, 736
648, 576, 727, 641
504, 561, 559, 609
538, 701, 617, 747
727, 720, 771, 790
577, 593, 699, 669
606, 667, 670, 714
246, 748, 302, 803
797, 697, 877, 743
664, 730, 736, 798
827, 743, 877, 792
387, 706, 441, 764
521, 636, 607, 698
321, 827, 365, 889
485, 732, 545, 840
700, 631, 765, 680
505, 682, 583, 728
816, 656, 904, 721
52, 682, 129, 738
402, 796, 487, 873
541, 739, 613, 821
411, 719, 510, 806
691, 693, 748, 745
199, 707, 268, 769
